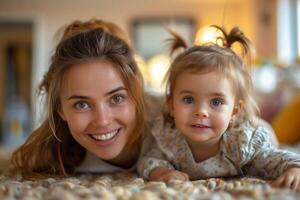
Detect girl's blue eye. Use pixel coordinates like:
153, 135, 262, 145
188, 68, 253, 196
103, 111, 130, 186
111, 94, 125, 104
182, 96, 194, 104
210, 98, 223, 107
74, 101, 90, 110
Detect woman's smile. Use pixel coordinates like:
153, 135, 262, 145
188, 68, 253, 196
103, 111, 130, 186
88, 128, 122, 146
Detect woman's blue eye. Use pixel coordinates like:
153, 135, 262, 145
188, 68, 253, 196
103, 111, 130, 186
74, 101, 90, 110
111, 94, 125, 104
210, 98, 223, 107
182, 96, 194, 104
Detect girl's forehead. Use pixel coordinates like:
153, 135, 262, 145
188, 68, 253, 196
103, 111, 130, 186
175, 70, 226, 81
173, 71, 236, 95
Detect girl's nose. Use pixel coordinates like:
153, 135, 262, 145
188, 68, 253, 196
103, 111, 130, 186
194, 106, 209, 118
92, 105, 112, 127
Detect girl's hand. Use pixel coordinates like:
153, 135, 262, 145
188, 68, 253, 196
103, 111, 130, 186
149, 167, 189, 182
272, 168, 300, 190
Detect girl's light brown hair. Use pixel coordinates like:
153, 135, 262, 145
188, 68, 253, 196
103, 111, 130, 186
11, 19, 144, 180
165, 25, 259, 126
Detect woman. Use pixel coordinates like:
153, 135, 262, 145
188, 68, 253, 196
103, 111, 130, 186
11, 19, 157, 179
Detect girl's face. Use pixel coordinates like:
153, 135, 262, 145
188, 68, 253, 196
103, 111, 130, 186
59, 60, 136, 162
168, 71, 239, 147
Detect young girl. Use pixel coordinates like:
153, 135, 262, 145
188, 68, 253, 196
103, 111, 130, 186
138, 26, 300, 190
10, 19, 157, 179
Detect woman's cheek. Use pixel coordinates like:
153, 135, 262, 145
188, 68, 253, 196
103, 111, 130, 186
122, 103, 136, 123
68, 113, 91, 133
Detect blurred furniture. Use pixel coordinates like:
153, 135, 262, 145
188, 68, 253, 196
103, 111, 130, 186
272, 94, 300, 144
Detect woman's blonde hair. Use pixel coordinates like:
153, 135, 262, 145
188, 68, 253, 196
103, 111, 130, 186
165, 25, 259, 126
11, 19, 144, 180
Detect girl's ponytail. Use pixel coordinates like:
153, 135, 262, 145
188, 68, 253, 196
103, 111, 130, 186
166, 28, 188, 56
214, 25, 254, 67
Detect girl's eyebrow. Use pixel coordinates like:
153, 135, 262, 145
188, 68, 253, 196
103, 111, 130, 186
210, 92, 226, 97
178, 91, 227, 98
179, 90, 194, 95
67, 86, 127, 100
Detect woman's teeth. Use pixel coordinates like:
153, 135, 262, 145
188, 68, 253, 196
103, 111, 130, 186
91, 130, 118, 141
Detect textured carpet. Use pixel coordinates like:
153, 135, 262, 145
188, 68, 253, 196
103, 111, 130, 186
1, 173, 299, 200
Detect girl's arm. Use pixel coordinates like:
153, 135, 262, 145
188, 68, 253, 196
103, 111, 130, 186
137, 145, 189, 182
137, 129, 189, 182
245, 126, 300, 189
137, 141, 175, 180
139, 107, 190, 182
257, 117, 278, 147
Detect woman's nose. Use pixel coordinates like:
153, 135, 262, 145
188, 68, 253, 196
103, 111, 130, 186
92, 105, 112, 126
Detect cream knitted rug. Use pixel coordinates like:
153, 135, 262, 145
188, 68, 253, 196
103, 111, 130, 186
1, 173, 299, 200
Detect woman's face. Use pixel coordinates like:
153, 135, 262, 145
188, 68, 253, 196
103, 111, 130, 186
59, 59, 136, 162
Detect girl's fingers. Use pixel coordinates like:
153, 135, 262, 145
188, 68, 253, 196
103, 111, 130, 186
173, 172, 187, 181
291, 178, 299, 190
158, 173, 172, 181
282, 175, 294, 188
273, 174, 300, 190
159, 170, 185, 182
183, 173, 189, 181
172, 171, 189, 181
272, 176, 284, 187
297, 182, 300, 192
293, 177, 300, 191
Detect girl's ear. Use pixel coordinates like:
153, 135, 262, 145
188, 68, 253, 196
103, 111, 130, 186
232, 100, 242, 117
167, 95, 174, 117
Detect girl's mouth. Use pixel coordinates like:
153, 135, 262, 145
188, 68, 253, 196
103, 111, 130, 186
191, 124, 210, 128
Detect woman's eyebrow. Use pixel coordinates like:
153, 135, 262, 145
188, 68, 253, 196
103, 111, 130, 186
106, 86, 127, 95
67, 95, 89, 100
67, 86, 127, 100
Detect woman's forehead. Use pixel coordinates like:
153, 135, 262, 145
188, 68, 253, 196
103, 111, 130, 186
60, 60, 126, 97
